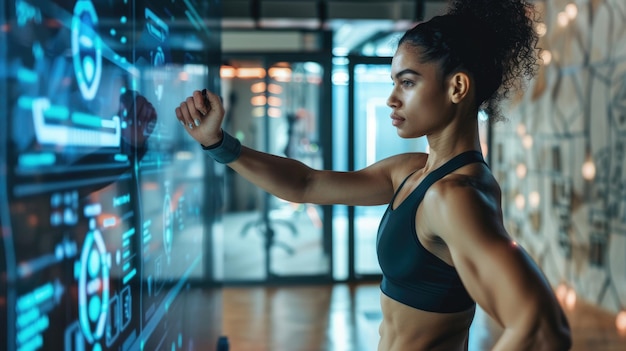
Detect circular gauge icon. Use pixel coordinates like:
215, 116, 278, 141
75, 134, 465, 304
163, 194, 173, 258
71, 0, 102, 101
78, 229, 109, 344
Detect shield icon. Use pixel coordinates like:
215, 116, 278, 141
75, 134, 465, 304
72, 0, 102, 101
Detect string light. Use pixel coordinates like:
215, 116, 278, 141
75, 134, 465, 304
556, 283, 568, 303
565, 287, 577, 310
516, 163, 527, 179
617, 310, 626, 335
522, 134, 534, 149
536, 22, 547, 37
582, 154, 596, 180
515, 193, 525, 210
540, 50, 552, 65
565, 3, 578, 20
557, 12, 569, 27
529, 191, 540, 208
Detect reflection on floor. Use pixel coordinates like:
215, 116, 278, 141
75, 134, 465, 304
221, 282, 626, 351
222, 208, 389, 281
223, 210, 330, 280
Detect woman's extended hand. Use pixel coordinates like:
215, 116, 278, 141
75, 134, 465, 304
175, 89, 225, 147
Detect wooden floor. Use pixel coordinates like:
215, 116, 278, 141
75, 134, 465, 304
221, 282, 626, 351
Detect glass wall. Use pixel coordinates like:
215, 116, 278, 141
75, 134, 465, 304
219, 56, 332, 282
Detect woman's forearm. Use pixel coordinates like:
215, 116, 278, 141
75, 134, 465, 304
228, 146, 316, 204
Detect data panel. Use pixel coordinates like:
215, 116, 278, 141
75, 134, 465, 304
1, 1, 223, 350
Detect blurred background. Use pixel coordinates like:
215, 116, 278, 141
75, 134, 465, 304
1, 0, 625, 350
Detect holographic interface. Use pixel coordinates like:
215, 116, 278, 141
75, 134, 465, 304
1, 1, 222, 350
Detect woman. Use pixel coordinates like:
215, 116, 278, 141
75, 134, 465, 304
175, 0, 572, 349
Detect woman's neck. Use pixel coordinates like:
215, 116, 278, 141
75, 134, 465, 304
423, 117, 482, 172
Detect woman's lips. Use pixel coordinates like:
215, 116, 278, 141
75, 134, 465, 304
391, 114, 404, 126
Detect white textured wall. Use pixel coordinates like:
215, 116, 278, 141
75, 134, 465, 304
493, 0, 626, 314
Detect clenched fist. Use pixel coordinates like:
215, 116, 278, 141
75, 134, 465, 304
175, 89, 225, 147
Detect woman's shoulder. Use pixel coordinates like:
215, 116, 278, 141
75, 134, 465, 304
362, 152, 429, 191
385, 151, 429, 176
396, 152, 429, 166
426, 165, 502, 211
369, 152, 428, 172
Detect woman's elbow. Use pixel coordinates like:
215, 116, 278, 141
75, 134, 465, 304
535, 320, 572, 351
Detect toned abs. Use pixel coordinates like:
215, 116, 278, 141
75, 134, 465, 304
378, 294, 475, 351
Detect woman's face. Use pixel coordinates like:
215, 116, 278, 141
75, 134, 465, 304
387, 44, 454, 139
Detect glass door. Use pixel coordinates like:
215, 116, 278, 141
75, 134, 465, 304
220, 54, 333, 283
348, 57, 429, 278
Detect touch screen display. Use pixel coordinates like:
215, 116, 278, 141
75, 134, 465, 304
0, 1, 222, 350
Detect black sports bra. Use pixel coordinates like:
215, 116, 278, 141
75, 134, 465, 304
376, 150, 486, 313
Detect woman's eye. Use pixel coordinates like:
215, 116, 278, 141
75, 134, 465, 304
392, 79, 415, 87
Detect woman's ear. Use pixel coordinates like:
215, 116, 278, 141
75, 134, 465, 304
448, 72, 471, 104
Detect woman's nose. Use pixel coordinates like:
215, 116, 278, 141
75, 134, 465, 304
387, 93, 399, 108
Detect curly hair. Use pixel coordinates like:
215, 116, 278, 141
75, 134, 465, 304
398, 0, 540, 123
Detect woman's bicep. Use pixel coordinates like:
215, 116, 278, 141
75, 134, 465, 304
305, 153, 424, 206
304, 167, 394, 206
433, 187, 568, 346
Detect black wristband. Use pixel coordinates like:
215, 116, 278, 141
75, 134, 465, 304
201, 130, 241, 164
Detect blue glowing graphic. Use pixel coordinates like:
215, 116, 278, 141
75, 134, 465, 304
163, 194, 173, 258
88, 249, 100, 278
89, 295, 102, 322
71, 0, 102, 101
2, 0, 221, 349
153, 46, 166, 100
145, 8, 169, 101
145, 8, 169, 42
30, 97, 121, 148
78, 229, 109, 344
16, 0, 41, 26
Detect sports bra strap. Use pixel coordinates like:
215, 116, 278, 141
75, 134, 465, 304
420, 150, 486, 189
396, 150, 486, 194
